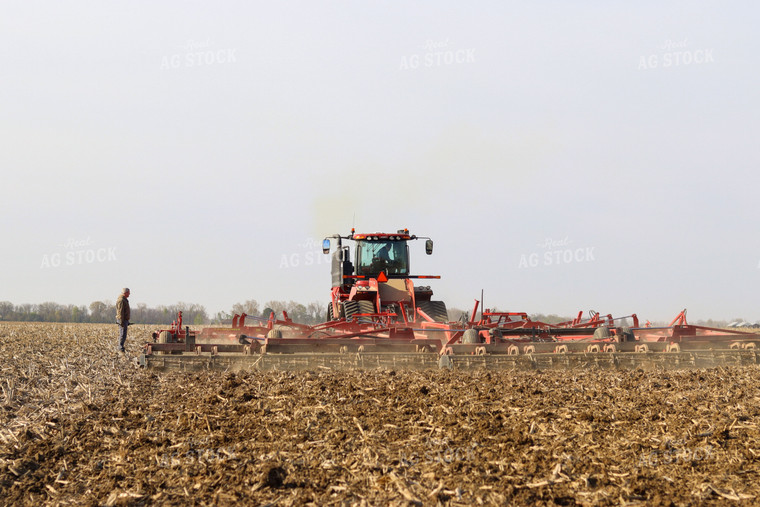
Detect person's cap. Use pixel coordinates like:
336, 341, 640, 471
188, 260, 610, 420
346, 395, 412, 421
122, 287, 130, 294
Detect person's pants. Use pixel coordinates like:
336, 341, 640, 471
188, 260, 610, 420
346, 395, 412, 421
117, 320, 128, 351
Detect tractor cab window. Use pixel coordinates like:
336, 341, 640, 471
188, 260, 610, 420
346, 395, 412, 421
356, 240, 409, 276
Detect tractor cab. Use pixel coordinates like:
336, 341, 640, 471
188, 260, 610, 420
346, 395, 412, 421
354, 235, 410, 277
323, 229, 433, 286
322, 229, 444, 322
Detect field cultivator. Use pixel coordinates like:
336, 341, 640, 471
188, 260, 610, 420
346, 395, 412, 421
140, 228, 760, 371
140, 306, 760, 372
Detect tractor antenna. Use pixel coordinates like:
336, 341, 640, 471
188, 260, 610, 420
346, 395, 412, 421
481, 289, 484, 320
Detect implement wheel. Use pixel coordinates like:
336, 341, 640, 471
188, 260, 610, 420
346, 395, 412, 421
438, 354, 453, 370
593, 327, 610, 340
462, 329, 480, 344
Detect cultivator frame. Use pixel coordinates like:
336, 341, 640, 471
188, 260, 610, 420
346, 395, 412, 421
140, 307, 760, 371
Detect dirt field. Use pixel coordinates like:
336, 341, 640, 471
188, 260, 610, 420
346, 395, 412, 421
2, 322, 760, 506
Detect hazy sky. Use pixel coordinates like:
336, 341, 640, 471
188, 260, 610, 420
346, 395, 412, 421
2, 1, 758, 321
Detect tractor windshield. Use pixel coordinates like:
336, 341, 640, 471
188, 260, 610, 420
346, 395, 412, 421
356, 240, 409, 276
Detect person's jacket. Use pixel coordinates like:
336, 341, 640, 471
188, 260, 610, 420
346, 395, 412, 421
116, 295, 130, 322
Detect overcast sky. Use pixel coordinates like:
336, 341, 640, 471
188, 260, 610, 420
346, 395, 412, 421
1, 1, 758, 321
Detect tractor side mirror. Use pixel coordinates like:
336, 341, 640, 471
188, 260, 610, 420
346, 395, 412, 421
425, 239, 433, 255
322, 238, 331, 254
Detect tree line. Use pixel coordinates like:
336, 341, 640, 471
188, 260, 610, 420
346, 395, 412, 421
0, 301, 210, 325
0, 299, 327, 326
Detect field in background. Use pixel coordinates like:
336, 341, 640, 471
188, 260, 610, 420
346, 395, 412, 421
2, 322, 760, 505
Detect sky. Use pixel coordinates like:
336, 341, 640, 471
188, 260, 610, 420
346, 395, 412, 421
1, 1, 758, 322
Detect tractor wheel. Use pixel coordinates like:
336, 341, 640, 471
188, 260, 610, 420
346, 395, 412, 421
593, 326, 611, 340
418, 301, 449, 322
430, 301, 449, 322
462, 329, 480, 344
342, 301, 360, 321
357, 300, 375, 316
327, 303, 346, 321
267, 328, 283, 339
327, 303, 334, 321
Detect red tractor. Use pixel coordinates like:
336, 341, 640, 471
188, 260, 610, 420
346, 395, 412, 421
322, 229, 449, 324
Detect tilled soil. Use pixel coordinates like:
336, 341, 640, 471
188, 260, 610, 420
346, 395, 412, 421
2, 323, 760, 506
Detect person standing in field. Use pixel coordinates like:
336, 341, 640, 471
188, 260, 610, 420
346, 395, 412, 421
116, 288, 131, 353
